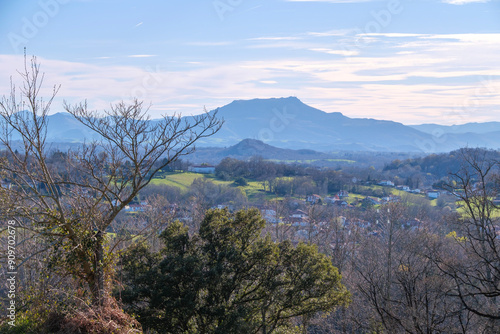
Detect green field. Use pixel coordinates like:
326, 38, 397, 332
151, 172, 230, 190
266, 158, 356, 164
150, 173, 440, 205
151, 172, 274, 201
351, 185, 433, 206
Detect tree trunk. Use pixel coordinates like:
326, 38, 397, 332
262, 307, 267, 334
92, 230, 105, 307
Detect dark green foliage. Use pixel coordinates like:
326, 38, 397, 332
118, 208, 350, 333
215, 157, 303, 181
384, 148, 500, 179
233, 176, 248, 186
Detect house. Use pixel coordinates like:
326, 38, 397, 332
291, 210, 308, 219
427, 191, 440, 199
338, 190, 349, 198
382, 195, 400, 203
296, 227, 318, 240
363, 196, 380, 205
325, 195, 340, 204
211, 204, 234, 211
396, 185, 410, 192
306, 194, 322, 204
288, 210, 309, 227
188, 164, 216, 174
378, 180, 395, 187
261, 209, 278, 223
341, 218, 371, 232
124, 204, 152, 212
492, 195, 500, 206
404, 218, 423, 230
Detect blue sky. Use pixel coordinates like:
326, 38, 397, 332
1, 0, 499, 125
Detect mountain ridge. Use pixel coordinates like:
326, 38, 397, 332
6, 97, 500, 153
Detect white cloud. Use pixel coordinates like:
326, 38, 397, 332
423, 33, 500, 43
306, 30, 351, 37
285, 0, 374, 2
442, 0, 490, 4
363, 33, 428, 38
1, 31, 499, 124
309, 48, 359, 56
127, 55, 157, 58
185, 41, 233, 46
248, 36, 302, 41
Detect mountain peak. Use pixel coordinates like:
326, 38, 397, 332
233, 138, 270, 148
226, 96, 305, 109
217, 97, 335, 121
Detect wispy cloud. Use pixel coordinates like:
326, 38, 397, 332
442, 0, 490, 4
285, 0, 374, 2
127, 55, 157, 58
248, 36, 302, 41
423, 33, 500, 43
1, 30, 499, 125
309, 48, 359, 56
363, 33, 428, 38
185, 41, 233, 46
306, 30, 351, 37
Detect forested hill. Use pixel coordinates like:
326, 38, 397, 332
383, 148, 500, 179
187, 138, 334, 163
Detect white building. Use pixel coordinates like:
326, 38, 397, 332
189, 165, 216, 174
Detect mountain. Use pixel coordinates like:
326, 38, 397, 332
8, 97, 500, 153
196, 97, 432, 151
5, 112, 100, 143
188, 138, 334, 163
410, 122, 500, 135
197, 97, 499, 152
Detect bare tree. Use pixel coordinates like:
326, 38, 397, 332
436, 148, 500, 330
353, 204, 470, 333
0, 55, 222, 308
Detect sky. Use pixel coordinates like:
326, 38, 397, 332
0, 0, 499, 125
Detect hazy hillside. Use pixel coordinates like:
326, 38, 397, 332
410, 122, 500, 134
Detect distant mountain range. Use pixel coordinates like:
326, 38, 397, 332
409, 122, 500, 135
198, 97, 500, 152
7, 97, 500, 153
